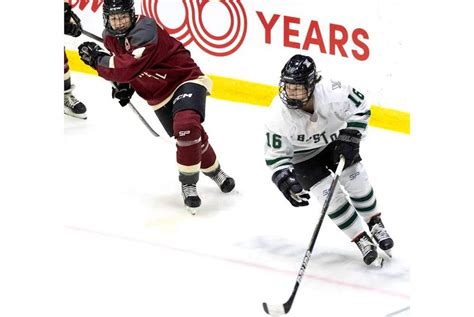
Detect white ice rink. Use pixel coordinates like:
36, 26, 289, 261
62, 72, 411, 317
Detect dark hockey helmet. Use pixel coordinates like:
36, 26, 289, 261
103, 0, 137, 37
279, 54, 321, 109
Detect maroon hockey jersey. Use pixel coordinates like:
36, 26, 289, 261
96, 15, 205, 106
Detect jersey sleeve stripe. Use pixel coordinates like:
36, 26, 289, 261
347, 122, 368, 129
265, 157, 292, 166
354, 110, 371, 117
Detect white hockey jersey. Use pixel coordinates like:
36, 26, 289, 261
264, 77, 371, 173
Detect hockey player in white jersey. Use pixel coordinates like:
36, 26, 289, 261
265, 54, 394, 265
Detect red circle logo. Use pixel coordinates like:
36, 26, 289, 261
142, 0, 248, 56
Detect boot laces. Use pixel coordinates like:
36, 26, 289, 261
65, 93, 81, 109
357, 235, 375, 256
182, 184, 198, 197
211, 170, 228, 186
371, 223, 390, 241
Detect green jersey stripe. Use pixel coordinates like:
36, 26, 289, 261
347, 122, 368, 129
354, 110, 371, 117
265, 157, 292, 166
294, 148, 317, 154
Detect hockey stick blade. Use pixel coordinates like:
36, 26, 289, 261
263, 302, 285, 315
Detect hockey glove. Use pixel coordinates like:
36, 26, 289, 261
64, 2, 82, 37
272, 168, 310, 207
78, 42, 109, 69
332, 129, 361, 166
112, 82, 135, 107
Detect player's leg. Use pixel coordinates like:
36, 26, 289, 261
200, 128, 235, 193
173, 109, 203, 208
64, 49, 87, 119
339, 162, 394, 254
172, 83, 235, 194
154, 99, 200, 210
294, 149, 379, 265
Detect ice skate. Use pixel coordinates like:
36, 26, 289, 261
353, 231, 383, 266
64, 86, 87, 119
204, 166, 235, 193
181, 183, 201, 215
368, 215, 394, 257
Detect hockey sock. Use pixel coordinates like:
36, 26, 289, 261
199, 129, 217, 170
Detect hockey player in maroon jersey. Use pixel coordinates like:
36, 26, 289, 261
77, 0, 235, 212
64, 0, 87, 119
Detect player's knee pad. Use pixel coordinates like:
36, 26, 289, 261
340, 162, 378, 221
173, 110, 202, 142
310, 175, 346, 213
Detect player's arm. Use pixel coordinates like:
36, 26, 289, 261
64, 0, 82, 37
265, 128, 293, 173
78, 19, 159, 82
265, 126, 310, 207
344, 85, 371, 136
332, 84, 370, 165
331, 83, 371, 137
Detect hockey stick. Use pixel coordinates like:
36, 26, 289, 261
80, 29, 165, 139
262, 155, 346, 316
81, 29, 103, 42
124, 98, 161, 137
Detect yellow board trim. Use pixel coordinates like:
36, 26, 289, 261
66, 49, 410, 134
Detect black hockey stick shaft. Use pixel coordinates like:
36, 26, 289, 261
126, 99, 161, 137
80, 29, 163, 138
82, 29, 103, 42
263, 155, 346, 315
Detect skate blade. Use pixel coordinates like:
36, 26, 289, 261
382, 248, 393, 258
372, 256, 384, 268
185, 206, 199, 215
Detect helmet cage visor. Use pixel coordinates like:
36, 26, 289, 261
103, 4, 135, 37
279, 71, 316, 109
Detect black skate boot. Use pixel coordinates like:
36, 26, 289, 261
204, 165, 235, 193
181, 184, 201, 210
353, 232, 380, 266
368, 215, 394, 257
64, 86, 87, 119
179, 172, 201, 215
